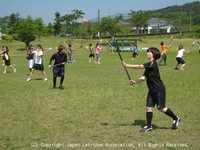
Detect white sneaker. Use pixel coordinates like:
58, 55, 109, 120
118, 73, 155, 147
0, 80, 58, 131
3, 71, 6, 73
26, 78, 31, 81
44, 78, 48, 81
14, 69, 16, 73
98, 62, 101, 64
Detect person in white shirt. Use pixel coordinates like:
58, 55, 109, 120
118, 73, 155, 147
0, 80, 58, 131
27, 44, 47, 81
174, 45, 190, 71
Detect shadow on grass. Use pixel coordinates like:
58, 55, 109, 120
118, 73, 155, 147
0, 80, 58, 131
100, 120, 146, 127
17, 48, 26, 51
100, 119, 171, 130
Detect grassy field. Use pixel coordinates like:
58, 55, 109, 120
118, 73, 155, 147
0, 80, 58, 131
0, 36, 200, 150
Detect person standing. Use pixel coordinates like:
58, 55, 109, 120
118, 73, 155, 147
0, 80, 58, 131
121, 47, 180, 132
48, 45, 67, 89
88, 43, 95, 62
174, 45, 190, 71
26, 45, 34, 72
1, 46, 16, 73
26, 44, 47, 81
95, 43, 101, 64
132, 43, 138, 59
159, 41, 171, 66
68, 44, 73, 63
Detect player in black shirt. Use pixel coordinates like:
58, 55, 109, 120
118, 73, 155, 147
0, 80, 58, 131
121, 47, 180, 132
48, 45, 67, 89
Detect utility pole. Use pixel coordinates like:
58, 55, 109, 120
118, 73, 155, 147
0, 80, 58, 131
98, 9, 100, 37
190, 10, 192, 31
179, 6, 182, 37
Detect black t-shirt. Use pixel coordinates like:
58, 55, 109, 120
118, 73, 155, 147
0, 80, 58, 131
49, 52, 67, 68
143, 60, 165, 93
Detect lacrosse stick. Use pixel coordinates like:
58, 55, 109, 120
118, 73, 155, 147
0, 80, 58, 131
63, 41, 68, 48
111, 36, 131, 81
185, 39, 196, 57
170, 35, 174, 44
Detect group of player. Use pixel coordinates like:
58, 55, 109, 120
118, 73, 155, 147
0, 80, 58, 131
129, 39, 200, 71
1, 38, 199, 132
87, 43, 101, 64
122, 38, 200, 132
25, 43, 75, 90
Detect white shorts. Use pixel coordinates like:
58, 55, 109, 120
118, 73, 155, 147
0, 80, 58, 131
28, 59, 34, 68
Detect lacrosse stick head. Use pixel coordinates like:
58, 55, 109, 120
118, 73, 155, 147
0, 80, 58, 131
170, 35, 174, 44
192, 41, 196, 46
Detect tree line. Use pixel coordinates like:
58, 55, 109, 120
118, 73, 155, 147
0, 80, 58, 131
0, 1, 199, 46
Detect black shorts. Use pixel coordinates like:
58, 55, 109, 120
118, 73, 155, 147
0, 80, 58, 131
32, 64, 44, 71
5, 60, 11, 66
146, 90, 166, 110
53, 66, 65, 77
89, 54, 95, 58
176, 57, 185, 64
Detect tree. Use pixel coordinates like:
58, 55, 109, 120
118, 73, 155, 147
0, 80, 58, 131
17, 16, 36, 47
128, 10, 150, 40
53, 12, 62, 37
99, 15, 123, 36
7, 13, 23, 34
62, 9, 85, 35
46, 23, 54, 35
0, 16, 9, 34
34, 17, 45, 41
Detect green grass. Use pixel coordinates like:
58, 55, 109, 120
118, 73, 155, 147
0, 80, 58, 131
0, 36, 200, 150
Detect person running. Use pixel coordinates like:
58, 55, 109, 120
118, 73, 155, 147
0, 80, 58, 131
174, 44, 190, 71
95, 43, 101, 64
26, 44, 47, 81
159, 41, 171, 66
48, 45, 67, 90
1, 46, 16, 73
121, 47, 180, 132
1, 46, 5, 66
88, 43, 95, 62
26, 45, 34, 72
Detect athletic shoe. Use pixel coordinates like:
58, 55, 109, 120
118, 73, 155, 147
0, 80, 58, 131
180, 68, 184, 71
59, 85, 64, 90
3, 71, 6, 73
14, 69, 16, 73
44, 78, 48, 81
98, 62, 101, 64
140, 126, 153, 132
172, 117, 181, 130
174, 67, 179, 70
26, 78, 31, 81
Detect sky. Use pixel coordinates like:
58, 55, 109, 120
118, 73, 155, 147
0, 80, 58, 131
0, 0, 196, 25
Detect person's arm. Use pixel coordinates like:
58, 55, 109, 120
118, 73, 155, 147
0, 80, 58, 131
37, 50, 43, 57
184, 50, 190, 54
129, 76, 146, 85
167, 44, 172, 48
121, 61, 144, 69
48, 54, 55, 68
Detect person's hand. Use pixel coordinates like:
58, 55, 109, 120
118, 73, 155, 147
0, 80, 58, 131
121, 61, 126, 67
129, 80, 136, 85
48, 65, 52, 68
